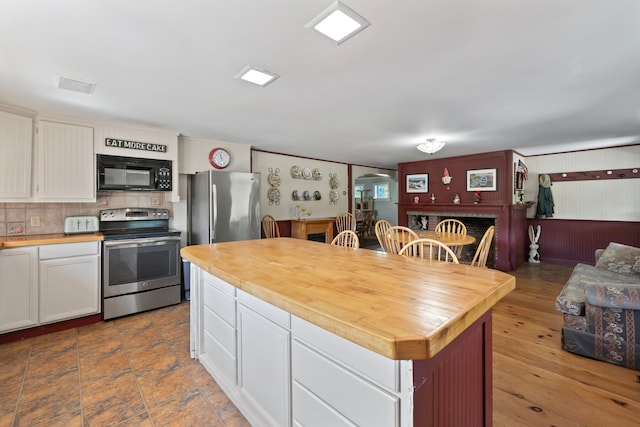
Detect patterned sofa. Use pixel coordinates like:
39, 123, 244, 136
556, 242, 640, 370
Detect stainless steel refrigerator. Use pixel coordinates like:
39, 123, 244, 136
190, 170, 261, 244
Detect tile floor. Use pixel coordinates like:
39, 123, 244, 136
0, 302, 249, 427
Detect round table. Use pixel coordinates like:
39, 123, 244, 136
415, 231, 476, 247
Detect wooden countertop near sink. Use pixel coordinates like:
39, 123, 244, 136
0, 233, 104, 248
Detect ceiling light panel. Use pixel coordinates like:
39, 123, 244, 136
235, 66, 279, 87
306, 1, 370, 44
56, 75, 96, 94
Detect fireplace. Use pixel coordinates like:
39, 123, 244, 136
407, 211, 497, 268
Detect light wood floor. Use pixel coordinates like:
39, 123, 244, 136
493, 262, 640, 426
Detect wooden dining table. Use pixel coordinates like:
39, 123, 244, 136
415, 230, 476, 247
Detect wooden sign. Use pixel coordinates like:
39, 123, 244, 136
105, 138, 167, 153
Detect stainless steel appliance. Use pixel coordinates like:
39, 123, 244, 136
100, 207, 181, 320
97, 154, 172, 191
190, 170, 260, 244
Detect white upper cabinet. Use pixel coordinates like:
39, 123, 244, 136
35, 120, 95, 201
0, 110, 33, 200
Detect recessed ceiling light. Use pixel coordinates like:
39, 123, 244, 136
235, 66, 279, 87
306, 1, 370, 44
56, 75, 96, 94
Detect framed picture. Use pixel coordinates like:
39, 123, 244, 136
406, 173, 429, 193
467, 168, 497, 191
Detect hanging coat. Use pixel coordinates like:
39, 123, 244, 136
536, 174, 554, 218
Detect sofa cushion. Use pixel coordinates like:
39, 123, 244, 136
585, 283, 640, 310
563, 313, 587, 332
555, 263, 640, 316
594, 242, 640, 277
563, 327, 640, 370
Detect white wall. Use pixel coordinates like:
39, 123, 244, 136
178, 136, 251, 174
252, 151, 349, 220
522, 145, 640, 221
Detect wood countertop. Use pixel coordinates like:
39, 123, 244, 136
181, 237, 516, 360
0, 233, 103, 248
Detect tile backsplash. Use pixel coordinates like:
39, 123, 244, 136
0, 191, 172, 236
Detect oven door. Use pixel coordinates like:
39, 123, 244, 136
103, 236, 180, 298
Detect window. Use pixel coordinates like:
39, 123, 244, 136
354, 184, 364, 199
373, 183, 390, 200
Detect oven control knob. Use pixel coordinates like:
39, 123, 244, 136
142, 282, 148, 288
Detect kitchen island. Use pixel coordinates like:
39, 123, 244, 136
181, 238, 515, 427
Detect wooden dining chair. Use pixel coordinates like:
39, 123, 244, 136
336, 212, 357, 232
261, 215, 280, 238
398, 238, 459, 263
374, 219, 392, 252
331, 230, 360, 248
470, 226, 495, 268
384, 226, 419, 255
357, 210, 375, 239
435, 219, 467, 257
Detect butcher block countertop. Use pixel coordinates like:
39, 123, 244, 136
181, 237, 516, 360
0, 233, 103, 248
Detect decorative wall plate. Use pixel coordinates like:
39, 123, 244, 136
290, 165, 302, 178
303, 190, 311, 200
329, 174, 339, 189
329, 189, 339, 204
312, 168, 322, 180
268, 187, 280, 205
291, 190, 299, 200
313, 191, 321, 200
267, 168, 281, 187
302, 168, 312, 179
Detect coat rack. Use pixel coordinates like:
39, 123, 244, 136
546, 168, 639, 182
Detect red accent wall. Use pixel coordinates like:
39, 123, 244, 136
526, 219, 640, 265
399, 150, 529, 271
399, 150, 514, 205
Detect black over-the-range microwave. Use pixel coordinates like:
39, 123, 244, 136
97, 154, 172, 191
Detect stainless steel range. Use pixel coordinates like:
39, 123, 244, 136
100, 207, 181, 320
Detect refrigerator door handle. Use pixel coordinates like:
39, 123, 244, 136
210, 183, 217, 242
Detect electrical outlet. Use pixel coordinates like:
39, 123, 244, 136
30, 216, 41, 227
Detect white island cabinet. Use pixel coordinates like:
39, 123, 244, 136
0, 247, 38, 332
190, 264, 413, 427
38, 241, 100, 324
183, 238, 516, 427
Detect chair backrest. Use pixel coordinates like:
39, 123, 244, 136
331, 230, 360, 248
336, 212, 357, 232
435, 219, 467, 235
261, 215, 280, 238
398, 238, 459, 263
384, 226, 419, 255
470, 226, 495, 268
374, 219, 392, 252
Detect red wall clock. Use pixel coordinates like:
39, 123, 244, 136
209, 147, 231, 169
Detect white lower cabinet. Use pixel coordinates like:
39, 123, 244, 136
291, 317, 405, 427
190, 265, 414, 427
0, 247, 38, 332
201, 271, 237, 385
238, 290, 291, 427
38, 242, 100, 324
